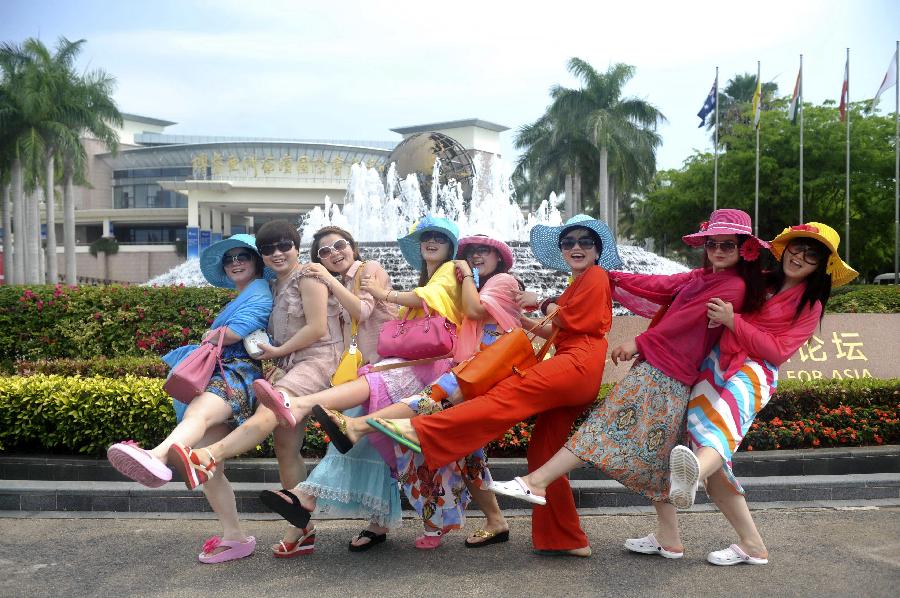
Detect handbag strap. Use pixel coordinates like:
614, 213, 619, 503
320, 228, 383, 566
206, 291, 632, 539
523, 310, 558, 362
348, 261, 366, 342
206, 327, 234, 398
367, 354, 451, 373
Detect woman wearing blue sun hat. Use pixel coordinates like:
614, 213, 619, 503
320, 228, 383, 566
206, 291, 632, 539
107, 233, 273, 563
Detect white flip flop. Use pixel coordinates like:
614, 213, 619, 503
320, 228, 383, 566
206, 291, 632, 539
624, 533, 684, 559
489, 477, 547, 505
707, 544, 768, 566
668, 445, 700, 509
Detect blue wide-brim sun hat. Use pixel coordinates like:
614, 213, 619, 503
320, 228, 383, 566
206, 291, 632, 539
200, 233, 275, 289
530, 214, 622, 273
397, 215, 460, 271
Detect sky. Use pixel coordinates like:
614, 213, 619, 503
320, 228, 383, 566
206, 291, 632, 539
2, 0, 899, 172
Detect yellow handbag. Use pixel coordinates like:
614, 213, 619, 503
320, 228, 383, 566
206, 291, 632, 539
331, 263, 366, 386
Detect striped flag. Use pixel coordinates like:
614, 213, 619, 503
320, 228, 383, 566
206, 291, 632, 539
788, 66, 801, 124
871, 49, 898, 111
839, 57, 849, 122
752, 76, 762, 128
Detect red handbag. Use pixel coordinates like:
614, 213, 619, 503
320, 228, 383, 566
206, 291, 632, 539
163, 327, 232, 403
377, 301, 456, 360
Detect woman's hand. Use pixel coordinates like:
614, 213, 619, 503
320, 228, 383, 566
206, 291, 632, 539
706, 298, 735, 329
255, 342, 282, 360
515, 290, 540, 309
360, 274, 389, 301
453, 259, 472, 280
301, 262, 334, 285
610, 339, 639, 366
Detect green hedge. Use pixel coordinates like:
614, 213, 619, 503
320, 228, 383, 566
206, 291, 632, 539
0, 284, 234, 369
0, 374, 895, 458
14, 356, 168, 378
827, 285, 900, 314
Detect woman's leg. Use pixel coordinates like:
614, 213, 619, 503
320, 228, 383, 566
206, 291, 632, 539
291, 377, 372, 421
518, 447, 584, 496
150, 392, 232, 462
271, 423, 313, 547
696, 446, 725, 483
464, 478, 508, 543
343, 402, 417, 443
202, 404, 280, 464
706, 471, 768, 558
652, 501, 684, 553
195, 423, 248, 555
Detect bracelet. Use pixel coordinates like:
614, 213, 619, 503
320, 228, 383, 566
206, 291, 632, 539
387, 290, 399, 303
463, 274, 474, 280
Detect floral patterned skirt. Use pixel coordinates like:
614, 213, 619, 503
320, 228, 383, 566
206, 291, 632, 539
566, 360, 689, 502
173, 356, 263, 427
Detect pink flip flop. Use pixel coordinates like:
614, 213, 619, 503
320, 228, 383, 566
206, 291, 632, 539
107, 441, 172, 488
198, 535, 256, 564
252, 379, 297, 428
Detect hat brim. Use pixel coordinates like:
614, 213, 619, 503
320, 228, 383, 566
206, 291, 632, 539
457, 236, 515, 269
770, 231, 859, 288
397, 225, 459, 271
529, 219, 622, 273
200, 237, 273, 288
682, 227, 771, 249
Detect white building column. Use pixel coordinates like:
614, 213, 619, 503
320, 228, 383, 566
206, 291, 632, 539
186, 195, 200, 258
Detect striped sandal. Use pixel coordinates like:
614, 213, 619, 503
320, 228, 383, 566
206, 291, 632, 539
167, 443, 216, 490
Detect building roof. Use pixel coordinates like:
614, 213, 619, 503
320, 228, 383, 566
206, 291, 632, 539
133, 132, 396, 151
390, 119, 509, 135
121, 113, 177, 127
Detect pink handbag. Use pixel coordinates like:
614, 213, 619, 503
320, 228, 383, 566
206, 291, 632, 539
377, 301, 456, 360
163, 327, 233, 404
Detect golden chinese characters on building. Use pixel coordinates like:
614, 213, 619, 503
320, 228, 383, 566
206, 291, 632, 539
188, 151, 384, 180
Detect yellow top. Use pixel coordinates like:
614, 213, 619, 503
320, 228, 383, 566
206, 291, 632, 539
406, 261, 465, 326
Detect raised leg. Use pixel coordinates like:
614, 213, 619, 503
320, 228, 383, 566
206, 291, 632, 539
150, 392, 232, 462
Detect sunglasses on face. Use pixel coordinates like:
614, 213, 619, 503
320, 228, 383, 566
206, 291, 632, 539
559, 236, 596, 251
786, 242, 823, 265
222, 252, 254, 266
467, 245, 495, 257
704, 240, 738, 253
258, 240, 295, 256
317, 238, 351, 259
420, 232, 450, 244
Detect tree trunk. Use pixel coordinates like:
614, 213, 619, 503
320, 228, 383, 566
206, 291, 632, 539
2, 182, 12, 285
45, 154, 58, 283
609, 178, 617, 239
11, 159, 25, 285
63, 162, 77, 284
25, 187, 41, 284
564, 174, 574, 219
598, 146, 609, 224
573, 174, 582, 215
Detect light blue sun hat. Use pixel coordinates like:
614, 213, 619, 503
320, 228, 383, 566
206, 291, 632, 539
200, 233, 275, 289
530, 214, 622, 273
397, 215, 460, 271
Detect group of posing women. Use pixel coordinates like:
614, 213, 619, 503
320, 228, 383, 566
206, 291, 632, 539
106, 207, 857, 567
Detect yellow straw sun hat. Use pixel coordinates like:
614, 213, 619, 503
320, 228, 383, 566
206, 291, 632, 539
769, 222, 859, 288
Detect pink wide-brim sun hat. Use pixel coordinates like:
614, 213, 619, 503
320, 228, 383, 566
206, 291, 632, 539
457, 234, 515, 269
682, 208, 770, 250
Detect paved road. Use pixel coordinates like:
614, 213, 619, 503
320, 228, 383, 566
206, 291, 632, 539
1, 507, 898, 597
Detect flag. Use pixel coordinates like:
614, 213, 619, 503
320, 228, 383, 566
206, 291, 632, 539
788, 67, 801, 124
697, 79, 717, 127
871, 49, 898, 111
752, 77, 762, 128
839, 57, 849, 122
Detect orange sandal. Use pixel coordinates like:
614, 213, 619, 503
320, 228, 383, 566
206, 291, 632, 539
272, 527, 316, 558
168, 443, 216, 490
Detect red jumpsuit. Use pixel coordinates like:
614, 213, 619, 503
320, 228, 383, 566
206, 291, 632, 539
411, 266, 612, 550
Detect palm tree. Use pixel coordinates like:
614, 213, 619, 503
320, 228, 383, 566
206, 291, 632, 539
549, 59, 666, 230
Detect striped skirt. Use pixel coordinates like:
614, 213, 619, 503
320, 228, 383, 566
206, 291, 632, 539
686, 346, 779, 493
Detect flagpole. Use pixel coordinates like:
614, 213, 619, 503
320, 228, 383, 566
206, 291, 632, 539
845, 48, 851, 265
894, 40, 899, 284
714, 66, 719, 212
755, 60, 760, 236
799, 54, 804, 223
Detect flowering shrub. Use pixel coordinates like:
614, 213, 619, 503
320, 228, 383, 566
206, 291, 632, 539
14, 356, 168, 378
0, 284, 234, 369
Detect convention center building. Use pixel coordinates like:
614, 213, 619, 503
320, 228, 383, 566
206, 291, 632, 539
69, 114, 508, 282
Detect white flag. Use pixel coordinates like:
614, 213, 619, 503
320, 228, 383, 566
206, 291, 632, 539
872, 49, 898, 111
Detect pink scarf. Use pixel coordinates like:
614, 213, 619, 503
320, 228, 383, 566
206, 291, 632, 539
454, 273, 521, 361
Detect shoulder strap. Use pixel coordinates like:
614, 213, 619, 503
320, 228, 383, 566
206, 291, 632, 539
349, 262, 366, 338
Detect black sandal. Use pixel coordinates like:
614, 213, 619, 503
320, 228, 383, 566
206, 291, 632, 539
465, 529, 510, 548
312, 405, 354, 454
259, 488, 312, 529
348, 529, 387, 552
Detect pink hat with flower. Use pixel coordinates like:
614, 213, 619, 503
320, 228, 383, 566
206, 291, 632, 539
682, 208, 770, 260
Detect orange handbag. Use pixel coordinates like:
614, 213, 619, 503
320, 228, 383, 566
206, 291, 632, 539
452, 315, 557, 401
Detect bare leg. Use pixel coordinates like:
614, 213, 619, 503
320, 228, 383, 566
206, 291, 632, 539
344, 402, 416, 443
706, 471, 768, 558
195, 423, 248, 555
518, 447, 584, 497
203, 405, 280, 464
291, 377, 372, 421
371, 418, 420, 444
696, 446, 725, 483
652, 501, 684, 552
464, 478, 508, 544
150, 392, 232, 462
271, 423, 312, 547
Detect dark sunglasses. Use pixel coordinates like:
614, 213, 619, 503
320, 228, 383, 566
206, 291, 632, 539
317, 238, 351, 259
559, 236, 596, 251
786, 241, 823, 265
704, 240, 738, 253
466, 245, 495, 257
222, 251, 254, 266
258, 240, 295, 256
420, 231, 450, 244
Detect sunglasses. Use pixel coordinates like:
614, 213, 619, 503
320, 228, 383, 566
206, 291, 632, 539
466, 245, 496, 257
786, 241, 823, 265
704, 240, 738, 253
258, 240, 295, 256
420, 232, 450, 244
317, 238, 351, 259
222, 251, 254, 266
559, 236, 596, 251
